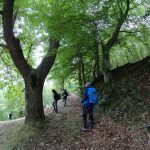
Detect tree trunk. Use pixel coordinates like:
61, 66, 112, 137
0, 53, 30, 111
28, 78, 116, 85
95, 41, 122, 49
61, 79, 65, 89
78, 49, 86, 84
80, 56, 86, 84
94, 39, 101, 80
102, 46, 111, 83
100, 0, 130, 83
24, 75, 45, 123
78, 64, 83, 94
93, 61, 97, 80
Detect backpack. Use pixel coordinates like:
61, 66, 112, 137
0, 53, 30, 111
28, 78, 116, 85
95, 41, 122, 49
56, 94, 61, 100
87, 87, 98, 105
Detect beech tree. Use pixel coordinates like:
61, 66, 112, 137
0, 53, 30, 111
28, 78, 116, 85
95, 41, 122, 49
2, 0, 59, 123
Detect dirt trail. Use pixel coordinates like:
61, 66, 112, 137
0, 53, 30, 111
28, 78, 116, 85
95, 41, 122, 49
0, 94, 150, 150
0, 94, 81, 150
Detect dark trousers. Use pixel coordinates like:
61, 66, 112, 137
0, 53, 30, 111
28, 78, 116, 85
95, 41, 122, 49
63, 96, 67, 106
53, 100, 58, 112
82, 105, 94, 129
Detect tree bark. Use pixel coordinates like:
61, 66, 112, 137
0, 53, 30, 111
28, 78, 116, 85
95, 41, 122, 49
94, 39, 101, 80
78, 49, 86, 84
78, 64, 83, 94
61, 78, 65, 89
102, 46, 111, 83
80, 55, 86, 84
24, 74, 45, 123
93, 61, 97, 80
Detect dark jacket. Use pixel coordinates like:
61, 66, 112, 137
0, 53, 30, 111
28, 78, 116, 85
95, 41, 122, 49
52, 89, 60, 101
62, 89, 68, 97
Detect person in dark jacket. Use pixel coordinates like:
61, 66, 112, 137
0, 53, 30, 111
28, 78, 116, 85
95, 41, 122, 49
52, 89, 60, 113
8, 113, 12, 120
61, 89, 68, 106
81, 82, 94, 130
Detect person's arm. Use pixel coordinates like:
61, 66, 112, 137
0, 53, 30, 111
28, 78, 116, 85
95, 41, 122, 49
81, 88, 88, 103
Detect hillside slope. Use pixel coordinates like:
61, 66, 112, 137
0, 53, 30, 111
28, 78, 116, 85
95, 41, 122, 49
101, 56, 150, 125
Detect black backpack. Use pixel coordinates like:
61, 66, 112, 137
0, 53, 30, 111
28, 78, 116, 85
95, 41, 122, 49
56, 94, 61, 100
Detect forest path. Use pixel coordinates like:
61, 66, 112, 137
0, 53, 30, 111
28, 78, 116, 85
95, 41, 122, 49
0, 94, 81, 150
0, 94, 150, 150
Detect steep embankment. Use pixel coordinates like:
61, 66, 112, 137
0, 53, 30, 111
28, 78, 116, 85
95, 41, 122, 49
101, 56, 150, 125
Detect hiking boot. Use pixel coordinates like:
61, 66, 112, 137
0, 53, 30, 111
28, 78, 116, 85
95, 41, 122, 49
80, 127, 88, 131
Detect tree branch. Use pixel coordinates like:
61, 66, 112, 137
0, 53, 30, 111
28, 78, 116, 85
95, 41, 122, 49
37, 38, 59, 79
2, 0, 31, 78
106, 0, 130, 49
120, 30, 141, 33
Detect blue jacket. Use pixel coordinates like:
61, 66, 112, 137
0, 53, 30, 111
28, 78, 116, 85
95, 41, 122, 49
81, 86, 93, 107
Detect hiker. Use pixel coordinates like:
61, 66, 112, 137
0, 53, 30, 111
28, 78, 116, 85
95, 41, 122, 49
8, 113, 12, 120
52, 89, 61, 113
81, 82, 98, 130
61, 89, 68, 106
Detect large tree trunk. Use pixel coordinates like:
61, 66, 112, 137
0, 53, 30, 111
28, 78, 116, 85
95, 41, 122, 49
24, 75, 45, 123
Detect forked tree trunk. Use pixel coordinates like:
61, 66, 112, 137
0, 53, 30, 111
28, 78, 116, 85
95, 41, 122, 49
2, 0, 59, 123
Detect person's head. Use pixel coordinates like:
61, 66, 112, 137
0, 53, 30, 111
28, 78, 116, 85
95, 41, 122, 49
52, 89, 56, 94
85, 82, 91, 87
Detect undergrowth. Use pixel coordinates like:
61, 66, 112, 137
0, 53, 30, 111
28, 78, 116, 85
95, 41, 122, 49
98, 78, 150, 130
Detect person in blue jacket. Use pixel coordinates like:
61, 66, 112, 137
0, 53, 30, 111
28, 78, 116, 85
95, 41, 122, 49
81, 82, 94, 130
